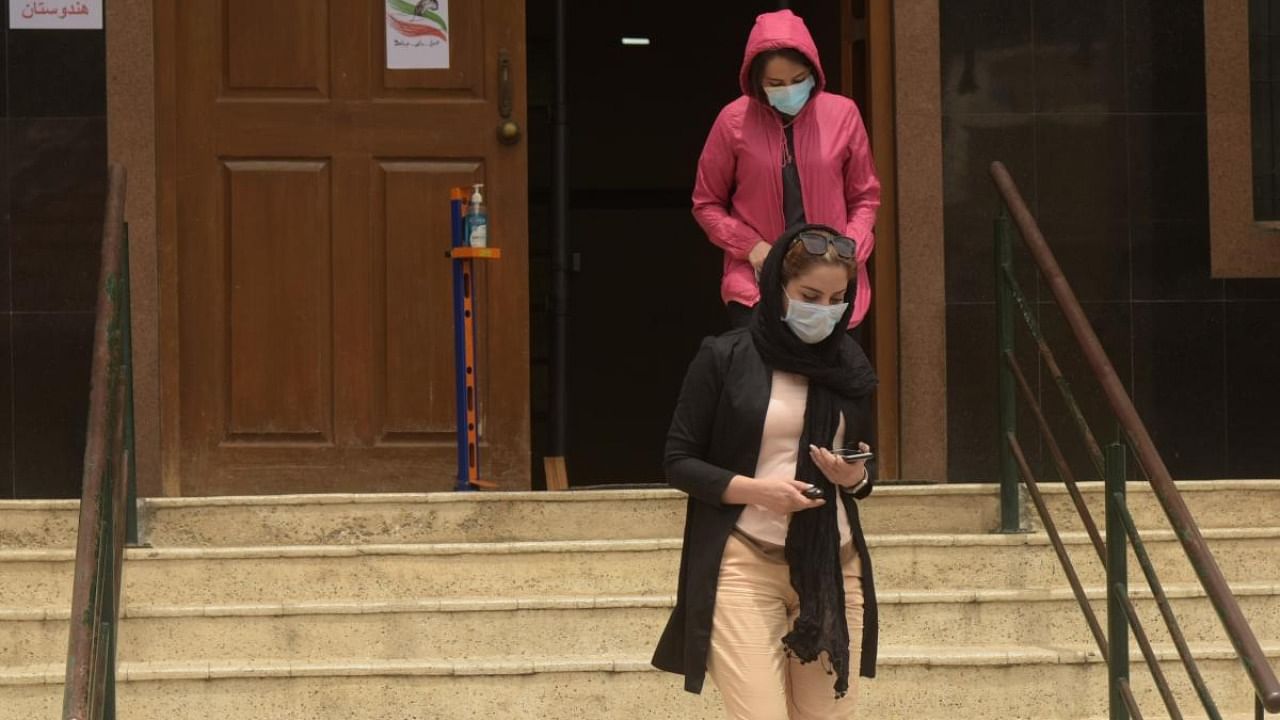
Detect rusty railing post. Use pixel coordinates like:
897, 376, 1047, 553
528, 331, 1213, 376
1107, 441, 1130, 720
995, 205, 1021, 532
122, 222, 139, 547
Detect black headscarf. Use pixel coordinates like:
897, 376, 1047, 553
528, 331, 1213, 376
750, 224, 877, 697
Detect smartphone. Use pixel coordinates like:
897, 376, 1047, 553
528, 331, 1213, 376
801, 486, 825, 500
833, 449, 874, 464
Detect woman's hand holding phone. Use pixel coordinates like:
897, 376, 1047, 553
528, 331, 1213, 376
809, 443, 872, 490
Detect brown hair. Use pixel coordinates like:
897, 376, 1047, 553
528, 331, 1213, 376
748, 48, 815, 104
781, 233, 857, 283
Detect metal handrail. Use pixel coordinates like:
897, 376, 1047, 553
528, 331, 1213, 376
990, 160, 1280, 719
1002, 349, 1185, 717
62, 163, 137, 720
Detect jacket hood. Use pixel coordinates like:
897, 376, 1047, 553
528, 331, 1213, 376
738, 10, 826, 98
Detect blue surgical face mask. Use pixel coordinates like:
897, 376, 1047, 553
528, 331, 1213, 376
783, 294, 847, 344
764, 75, 815, 116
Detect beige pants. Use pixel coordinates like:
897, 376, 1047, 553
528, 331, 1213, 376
707, 533, 865, 720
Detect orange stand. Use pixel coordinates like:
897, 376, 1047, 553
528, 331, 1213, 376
449, 190, 501, 490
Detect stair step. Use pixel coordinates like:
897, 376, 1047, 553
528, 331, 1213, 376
0, 597, 673, 666
884, 583, 1280, 649
6, 481, 1279, 549
1028, 479, 1280, 534
0, 500, 78, 549
5, 527, 1279, 607
6, 583, 1278, 667
4, 644, 1277, 720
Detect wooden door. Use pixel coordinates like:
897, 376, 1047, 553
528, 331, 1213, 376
157, 1, 529, 494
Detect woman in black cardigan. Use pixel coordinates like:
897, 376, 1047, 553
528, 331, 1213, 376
652, 225, 878, 719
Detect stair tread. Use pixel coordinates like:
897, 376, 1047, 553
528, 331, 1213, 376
4, 479, 1279, 513
8, 481, 1280, 553
6, 580, 1280, 621
7, 642, 1280, 685
6, 524, 1280, 562
0, 595, 674, 620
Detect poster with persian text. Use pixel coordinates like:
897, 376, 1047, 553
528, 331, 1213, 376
10, 0, 102, 30
386, 0, 451, 70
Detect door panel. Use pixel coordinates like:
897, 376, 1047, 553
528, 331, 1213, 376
225, 0, 330, 93
225, 160, 333, 441
161, 0, 529, 494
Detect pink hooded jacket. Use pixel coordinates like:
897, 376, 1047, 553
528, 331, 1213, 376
693, 10, 880, 327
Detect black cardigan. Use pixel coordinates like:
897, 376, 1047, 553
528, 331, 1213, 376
651, 329, 879, 694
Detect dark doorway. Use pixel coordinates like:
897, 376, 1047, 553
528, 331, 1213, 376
528, 1, 853, 487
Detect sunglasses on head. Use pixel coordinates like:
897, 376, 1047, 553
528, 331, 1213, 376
793, 230, 855, 260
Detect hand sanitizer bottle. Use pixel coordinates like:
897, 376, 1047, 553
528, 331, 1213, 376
466, 183, 488, 248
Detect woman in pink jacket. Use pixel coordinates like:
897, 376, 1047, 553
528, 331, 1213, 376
694, 9, 880, 334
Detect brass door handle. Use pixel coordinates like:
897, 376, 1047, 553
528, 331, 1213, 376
497, 50, 521, 145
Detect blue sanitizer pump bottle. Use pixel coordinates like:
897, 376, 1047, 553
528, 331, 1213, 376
466, 183, 488, 248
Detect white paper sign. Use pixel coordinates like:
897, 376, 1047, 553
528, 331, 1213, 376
385, 0, 451, 70
10, 0, 102, 30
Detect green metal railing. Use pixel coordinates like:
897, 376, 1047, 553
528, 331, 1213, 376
991, 161, 1280, 720
63, 163, 137, 720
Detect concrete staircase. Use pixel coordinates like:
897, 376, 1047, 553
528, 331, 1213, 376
1, 481, 1278, 719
